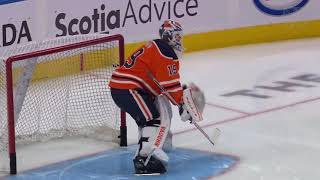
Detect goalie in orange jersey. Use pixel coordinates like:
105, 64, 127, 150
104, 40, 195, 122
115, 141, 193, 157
109, 20, 204, 175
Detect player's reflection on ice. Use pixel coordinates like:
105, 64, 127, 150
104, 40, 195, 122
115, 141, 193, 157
5, 146, 239, 180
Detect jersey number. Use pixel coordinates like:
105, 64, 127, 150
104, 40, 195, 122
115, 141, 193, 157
124, 48, 144, 69
167, 64, 177, 76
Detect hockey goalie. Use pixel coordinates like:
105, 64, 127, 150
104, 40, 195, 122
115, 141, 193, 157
109, 20, 205, 175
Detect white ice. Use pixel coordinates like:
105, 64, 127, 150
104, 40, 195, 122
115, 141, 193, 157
127, 37, 320, 179
171, 37, 320, 180
1, 37, 320, 179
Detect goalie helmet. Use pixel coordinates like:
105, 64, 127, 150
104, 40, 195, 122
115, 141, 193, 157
159, 20, 184, 52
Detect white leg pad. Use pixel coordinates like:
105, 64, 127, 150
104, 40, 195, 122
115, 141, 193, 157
153, 95, 171, 149
163, 130, 174, 152
138, 95, 172, 164
139, 125, 158, 157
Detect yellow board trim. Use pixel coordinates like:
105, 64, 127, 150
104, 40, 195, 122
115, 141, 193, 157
7, 19, 320, 84
125, 19, 320, 56
11, 48, 119, 84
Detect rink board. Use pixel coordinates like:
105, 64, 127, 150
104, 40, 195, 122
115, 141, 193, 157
1, 146, 239, 180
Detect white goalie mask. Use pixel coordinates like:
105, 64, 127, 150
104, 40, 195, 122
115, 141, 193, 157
159, 20, 184, 53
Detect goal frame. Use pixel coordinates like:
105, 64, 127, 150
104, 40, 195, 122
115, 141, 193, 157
4, 34, 127, 175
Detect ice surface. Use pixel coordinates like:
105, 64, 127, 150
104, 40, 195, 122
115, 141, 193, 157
1, 37, 320, 179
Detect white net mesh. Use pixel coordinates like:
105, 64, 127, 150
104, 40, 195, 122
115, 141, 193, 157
0, 34, 123, 172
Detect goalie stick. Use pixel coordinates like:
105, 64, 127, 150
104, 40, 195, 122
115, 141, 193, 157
147, 71, 221, 148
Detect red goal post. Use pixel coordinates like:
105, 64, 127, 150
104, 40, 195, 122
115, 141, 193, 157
1, 34, 127, 175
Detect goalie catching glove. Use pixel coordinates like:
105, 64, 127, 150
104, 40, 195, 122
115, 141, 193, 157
179, 83, 205, 122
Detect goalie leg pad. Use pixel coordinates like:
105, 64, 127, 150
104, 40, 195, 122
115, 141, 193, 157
138, 120, 160, 157
162, 130, 174, 152
138, 121, 169, 165
153, 95, 172, 152
155, 94, 172, 120
137, 95, 172, 164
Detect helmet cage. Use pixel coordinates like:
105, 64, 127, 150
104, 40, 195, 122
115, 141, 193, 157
159, 20, 184, 52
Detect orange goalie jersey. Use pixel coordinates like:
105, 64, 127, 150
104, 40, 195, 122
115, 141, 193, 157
109, 39, 183, 105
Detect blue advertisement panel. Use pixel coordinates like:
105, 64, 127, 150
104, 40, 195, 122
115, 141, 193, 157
0, 0, 24, 6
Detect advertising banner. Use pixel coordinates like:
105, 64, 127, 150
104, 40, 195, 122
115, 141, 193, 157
1, 0, 319, 51
45, 0, 204, 43
0, 0, 35, 49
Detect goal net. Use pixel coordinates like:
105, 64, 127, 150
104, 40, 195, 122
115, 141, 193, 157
0, 34, 126, 175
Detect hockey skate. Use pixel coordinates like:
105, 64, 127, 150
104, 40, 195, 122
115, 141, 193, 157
133, 155, 166, 175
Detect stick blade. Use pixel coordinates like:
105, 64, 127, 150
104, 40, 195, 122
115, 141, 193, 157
212, 128, 221, 143
201, 127, 221, 148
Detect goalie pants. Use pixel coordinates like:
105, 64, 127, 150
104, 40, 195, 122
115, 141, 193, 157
111, 88, 160, 127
